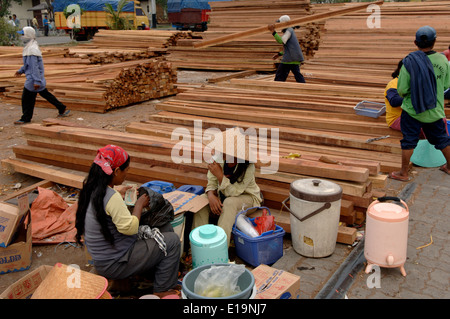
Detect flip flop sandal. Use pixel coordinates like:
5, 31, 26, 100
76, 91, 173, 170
388, 171, 411, 182
439, 165, 450, 175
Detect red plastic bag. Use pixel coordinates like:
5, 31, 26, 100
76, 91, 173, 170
254, 209, 275, 235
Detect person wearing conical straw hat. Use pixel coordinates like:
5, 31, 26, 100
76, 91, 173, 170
75, 145, 181, 298
192, 127, 263, 247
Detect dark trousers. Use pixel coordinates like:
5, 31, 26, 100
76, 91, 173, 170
274, 63, 306, 83
44, 25, 49, 36
400, 111, 450, 150
21, 87, 66, 122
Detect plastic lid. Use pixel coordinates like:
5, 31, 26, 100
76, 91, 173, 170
368, 203, 409, 222
190, 224, 227, 247
199, 225, 217, 239
290, 178, 342, 202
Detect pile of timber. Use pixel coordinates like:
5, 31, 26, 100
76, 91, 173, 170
1, 52, 178, 112
67, 29, 194, 64
167, 0, 321, 71
2, 112, 387, 230
300, 1, 450, 91
0, 47, 75, 92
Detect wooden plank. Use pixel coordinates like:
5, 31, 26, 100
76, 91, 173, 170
336, 225, 357, 245
193, 1, 384, 48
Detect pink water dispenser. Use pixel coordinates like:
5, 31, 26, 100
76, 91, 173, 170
364, 197, 409, 277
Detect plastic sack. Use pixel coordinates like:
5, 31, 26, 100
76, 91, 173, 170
236, 214, 259, 238
254, 208, 275, 235
138, 187, 174, 228
194, 265, 245, 298
30, 187, 77, 243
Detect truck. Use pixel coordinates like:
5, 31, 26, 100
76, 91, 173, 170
167, 0, 230, 32
53, 0, 150, 40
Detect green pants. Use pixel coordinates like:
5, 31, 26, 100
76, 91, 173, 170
193, 194, 255, 247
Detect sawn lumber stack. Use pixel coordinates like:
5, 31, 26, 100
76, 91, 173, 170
68, 29, 193, 64
0, 45, 178, 112
2, 114, 386, 229
166, 0, 321, 71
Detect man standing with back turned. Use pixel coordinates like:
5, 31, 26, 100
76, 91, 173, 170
389, 26, 450, 181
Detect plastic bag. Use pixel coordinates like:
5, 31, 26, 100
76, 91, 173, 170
194, 265, 245, 298
236, 214, 259, 238
254, 208, 275, 235
138, 187, 174, 228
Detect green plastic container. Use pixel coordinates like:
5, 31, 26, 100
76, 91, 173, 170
189, 224, 228, 268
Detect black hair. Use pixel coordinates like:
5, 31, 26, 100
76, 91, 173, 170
75, 156, 131, 246
391, 59, 404, 78
416, 38, 435, 49
226, 160, 250, 184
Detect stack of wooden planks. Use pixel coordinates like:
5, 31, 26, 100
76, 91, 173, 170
7, 1, 450, 232
167, 0, 321, 71
300, 1, 450, 92
67, 29, 194, 64
2, 110, 388, 229
1, 50, 178, 112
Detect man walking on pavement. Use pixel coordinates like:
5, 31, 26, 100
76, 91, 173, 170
14, 27, 70, 125
389, 26, 450, 181
43, 15, 49, 36
268, 15, 306, 83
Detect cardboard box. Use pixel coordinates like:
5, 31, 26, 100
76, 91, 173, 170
0, 195, 29, 247
0, 265, 53, 299
0, 211, 32, 275
163, 191, 208, 215
252, 265, 301, 299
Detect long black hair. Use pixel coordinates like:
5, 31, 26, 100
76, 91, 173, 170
391, 59, 404, 78
75, 156, 131, 246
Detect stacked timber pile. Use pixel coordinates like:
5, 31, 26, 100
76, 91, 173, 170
0, 47, 77, 92
167, 0, 321, 71
2, 105, 389, 230
132, 78, 401, 224
1, 50, 177, 112
301, 1, 450, 90
67, 29, 194, 64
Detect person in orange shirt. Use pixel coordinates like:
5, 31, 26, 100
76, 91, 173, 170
385, 60, 404, 131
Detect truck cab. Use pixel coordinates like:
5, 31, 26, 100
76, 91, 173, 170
54, 0, 150, 40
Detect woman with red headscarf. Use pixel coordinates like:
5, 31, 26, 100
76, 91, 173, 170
75, 145, 181, 298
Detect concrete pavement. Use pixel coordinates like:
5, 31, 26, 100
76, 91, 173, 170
272, 165, 450, 299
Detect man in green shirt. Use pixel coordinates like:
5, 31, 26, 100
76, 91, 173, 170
390, 26, 450, 181
268, 15, 305, 83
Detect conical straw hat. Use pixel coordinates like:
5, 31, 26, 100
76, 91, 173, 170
204, 127, 258, 162
31, 263, 110, 299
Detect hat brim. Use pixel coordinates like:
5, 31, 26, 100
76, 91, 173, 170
204, 128, 257, 162
31, 263, 110, 299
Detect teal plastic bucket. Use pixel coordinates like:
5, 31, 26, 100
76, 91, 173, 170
189, 224, 228, 268
410, 139, 446, 168
181, 263, 255, 299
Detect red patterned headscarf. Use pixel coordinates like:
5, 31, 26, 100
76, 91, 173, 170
93, 145, 129, 175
